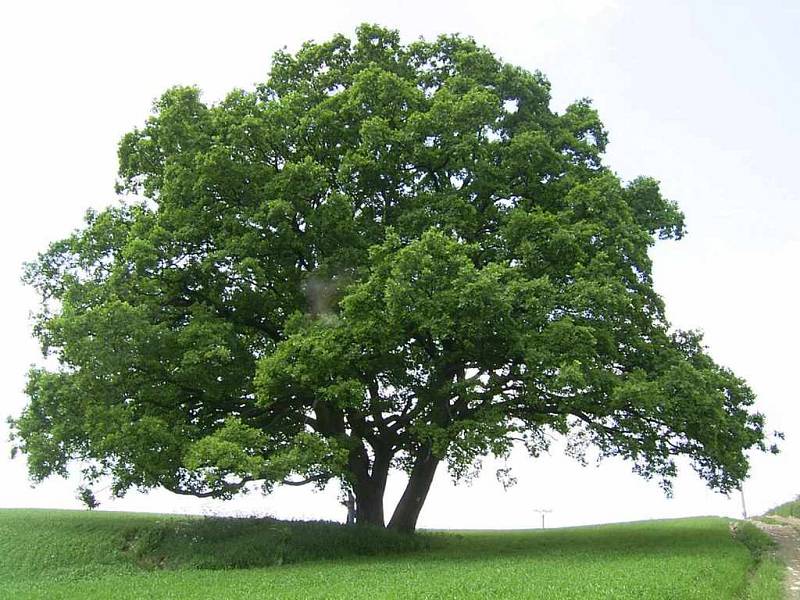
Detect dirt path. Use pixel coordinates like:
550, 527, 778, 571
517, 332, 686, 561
753, 516, 800, 599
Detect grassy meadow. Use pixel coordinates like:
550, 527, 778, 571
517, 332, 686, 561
0, 509, 783, 599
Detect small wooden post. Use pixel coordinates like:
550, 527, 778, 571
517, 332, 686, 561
533, 508, 552, 529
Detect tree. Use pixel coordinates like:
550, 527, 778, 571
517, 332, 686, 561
10, 24, 775, 533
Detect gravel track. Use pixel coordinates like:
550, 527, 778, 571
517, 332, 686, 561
754, 516, 800, 599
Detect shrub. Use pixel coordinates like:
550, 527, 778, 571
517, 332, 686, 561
122, 516, 428, 569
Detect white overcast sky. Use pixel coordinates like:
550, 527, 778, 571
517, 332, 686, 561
1, 0, 797, 529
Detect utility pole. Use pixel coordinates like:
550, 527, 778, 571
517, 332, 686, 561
739, 485, 748, 520
533, 508, 552, 529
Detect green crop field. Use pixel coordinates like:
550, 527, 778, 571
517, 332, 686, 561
0, 509, 783, 599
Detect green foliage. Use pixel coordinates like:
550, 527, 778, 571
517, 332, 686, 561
10, 24, 774, 529
732, 521, 777, 560
0, 510, 782, 599
76, 486, 100, 510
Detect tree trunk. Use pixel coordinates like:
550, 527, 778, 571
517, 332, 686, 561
353, 479, 385, 526
350, 446, 391, 527
344, 490, 356, 526
388, 449, 439, 533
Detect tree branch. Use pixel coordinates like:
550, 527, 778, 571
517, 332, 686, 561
163, 478, 251, 498
280, 473, 330, 486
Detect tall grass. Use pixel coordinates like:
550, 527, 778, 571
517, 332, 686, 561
732, 520, 785, 600
124, 515, 426, 569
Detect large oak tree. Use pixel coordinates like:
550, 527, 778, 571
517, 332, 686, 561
11, 25, 773, 532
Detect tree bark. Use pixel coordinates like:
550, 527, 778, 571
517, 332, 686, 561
353, 480, 385, 526
350, 445, 391, 527
344, 490, 356, 525
388, 448, 439, 533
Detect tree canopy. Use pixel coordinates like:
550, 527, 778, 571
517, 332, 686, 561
11, 24, 774, 532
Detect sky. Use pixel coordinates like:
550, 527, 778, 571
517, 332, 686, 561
0, 0, 797, 529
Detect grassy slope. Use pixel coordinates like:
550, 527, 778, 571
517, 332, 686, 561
766, 496, 800, 518
0, 509, 779, 599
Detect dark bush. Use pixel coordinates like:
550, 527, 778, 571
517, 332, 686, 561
122, 516, 428, 569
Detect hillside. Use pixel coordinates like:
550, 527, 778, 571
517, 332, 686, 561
0, 509, 782, 599
766, 496, 800, 519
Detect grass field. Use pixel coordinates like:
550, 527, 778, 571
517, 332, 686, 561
0, 509, 783, 599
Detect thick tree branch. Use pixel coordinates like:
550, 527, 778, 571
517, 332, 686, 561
280, 473, 330, 486
163, 479, 252, 498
